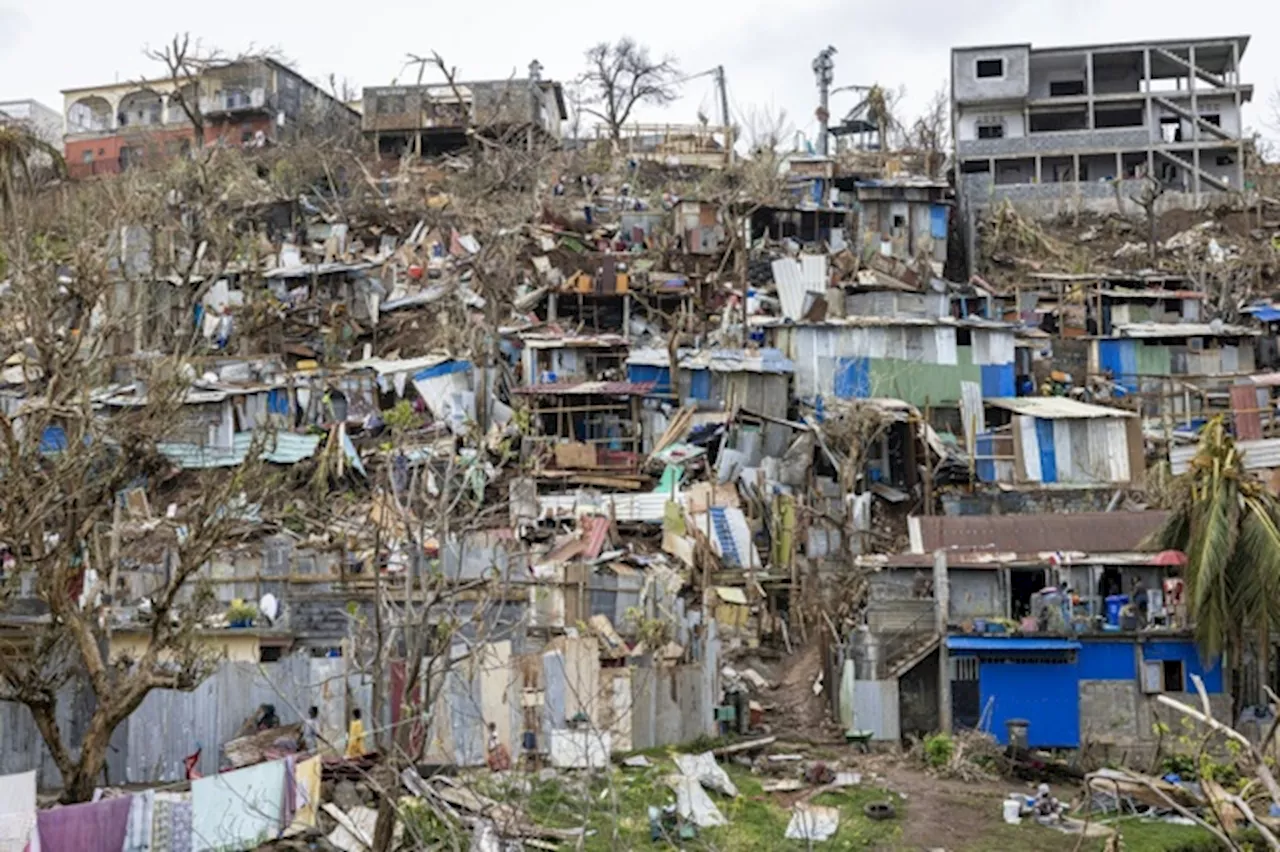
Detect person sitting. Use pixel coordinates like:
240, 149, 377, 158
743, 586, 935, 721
256, 703, 279, 731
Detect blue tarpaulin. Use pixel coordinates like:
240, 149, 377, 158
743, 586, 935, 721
834, 357, 871, 399
413, 360, 472, 381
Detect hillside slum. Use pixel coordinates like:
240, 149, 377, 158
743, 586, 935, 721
8, 84, 1280, 850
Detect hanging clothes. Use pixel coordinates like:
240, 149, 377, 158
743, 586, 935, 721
285, 757, 321, 836
191, 760, 285, 852
150, 793, 192, 852
35, 795, 131, 852
122, 790, 154, 852
0, 770, 39, 852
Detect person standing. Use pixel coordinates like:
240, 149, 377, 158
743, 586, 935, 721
301, 706, 320, 752
345, 708, 368, 759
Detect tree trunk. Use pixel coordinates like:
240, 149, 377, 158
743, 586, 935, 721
371, 794, 397, 852
1261, 621, 1272, 708
60, 722, 111, 804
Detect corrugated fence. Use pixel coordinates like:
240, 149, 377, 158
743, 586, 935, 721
0, 656, 372, 789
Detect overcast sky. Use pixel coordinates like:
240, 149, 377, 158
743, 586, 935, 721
1, 0, 1276, 145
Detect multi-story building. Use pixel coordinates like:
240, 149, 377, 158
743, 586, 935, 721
0, 99, 63, 146
362, 62, 566, 156
62, 57, 360, 178
951, 36, 1251, 208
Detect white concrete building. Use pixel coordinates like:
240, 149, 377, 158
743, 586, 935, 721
0, 99, 63, 147
951, 36, 1251, 208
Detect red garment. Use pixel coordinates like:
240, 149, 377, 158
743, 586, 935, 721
184, 748, 202, 780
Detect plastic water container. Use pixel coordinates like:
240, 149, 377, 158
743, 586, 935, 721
1002, 796, 1022, 824
1106, 595, 1130, 627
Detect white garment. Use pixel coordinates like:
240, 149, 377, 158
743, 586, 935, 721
123, 789, 154, 852
0, 770, 39, 852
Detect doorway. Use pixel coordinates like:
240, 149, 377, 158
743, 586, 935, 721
1010, 569, 1047, 619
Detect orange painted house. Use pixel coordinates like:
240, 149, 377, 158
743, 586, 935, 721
62, 57, 359, 179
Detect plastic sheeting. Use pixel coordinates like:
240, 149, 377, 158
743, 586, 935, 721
191, 759, 285, 851
672, 753, 739, 798
785, 804, 840, 841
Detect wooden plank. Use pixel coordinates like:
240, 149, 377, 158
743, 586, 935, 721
1232, 383, 1264, 440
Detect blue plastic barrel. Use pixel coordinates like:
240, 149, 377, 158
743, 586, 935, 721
1105, 595, 1130, 627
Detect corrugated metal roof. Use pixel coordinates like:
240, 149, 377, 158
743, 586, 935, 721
511, 381, 656, 396
1171, 437, 1280, 474
1115, 322, 1260, 338
344, 354, 454, 375
772, 255, 828, 321
519, 334, 629, 349
984, 397, 1136, 420
263, 261, 375, 279
947, 637, 1081, 651
157, 432, 322, 469
913, 511, 1168, 556
625, 347, 795, 374
538, 492, 673, 523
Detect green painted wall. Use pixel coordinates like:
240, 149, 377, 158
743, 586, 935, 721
1135, 342, 1171, 378
867, 347, 980, 407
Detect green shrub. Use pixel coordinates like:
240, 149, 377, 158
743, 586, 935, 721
923, 732, 954, 768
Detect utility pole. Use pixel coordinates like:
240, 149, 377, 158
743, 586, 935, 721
714, 65, 732, 164
812, 46, 837, 156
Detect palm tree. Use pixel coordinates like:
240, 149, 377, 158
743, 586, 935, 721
1149, 417, 1280, 704
0, 122, 66, 218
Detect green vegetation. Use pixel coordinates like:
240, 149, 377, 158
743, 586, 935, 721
476, 756, 1226, 851
505, 758, 904, 851
963, 817, 1219, 852
923, 732, 955, 769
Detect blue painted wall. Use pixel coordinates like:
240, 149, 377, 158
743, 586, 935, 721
975, 433, 997, 483
980, 364, 1016, 397
688, 370, 712, 401
1077, 641, 1137, 680
1098, 339, 1139, 393
1035, 418, 1058, 483
930, 205, 949, 239
979, 659, 1081, 747
626, 364, 672, 396
1143, 640, 1224, 693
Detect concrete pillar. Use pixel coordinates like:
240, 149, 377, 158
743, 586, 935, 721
1035, 155, 1042, 184
1086, 51, 1095, 129
934, 549, 952, 734
1189, 44, 1200, 200
1232, 40, 1243, 188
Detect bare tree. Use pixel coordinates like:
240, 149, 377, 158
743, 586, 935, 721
1131, 175, 1166, 263
906, 84, 950, 179
0, 172, 273, 803
143, 34, 228, 151
578, 38, 681, 143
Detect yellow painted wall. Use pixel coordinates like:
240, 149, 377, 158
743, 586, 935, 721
109, 631, 261, 663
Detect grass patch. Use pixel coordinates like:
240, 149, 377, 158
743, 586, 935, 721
961, 816, 1221, 852
513, 758, 905, 851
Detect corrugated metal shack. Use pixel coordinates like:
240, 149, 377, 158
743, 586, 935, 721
976, 397, 1144, 486
760, 317, 1016, 408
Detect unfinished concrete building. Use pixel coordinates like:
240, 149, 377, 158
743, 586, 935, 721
951, 36, 1251, 211
362, 63, 566, 156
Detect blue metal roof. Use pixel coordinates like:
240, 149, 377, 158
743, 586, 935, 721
946, 636, 1081, 652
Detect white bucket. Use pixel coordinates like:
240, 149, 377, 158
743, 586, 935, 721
1002, 796, 1023, 824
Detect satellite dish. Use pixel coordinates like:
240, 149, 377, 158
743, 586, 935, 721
258, 593, 279, 624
